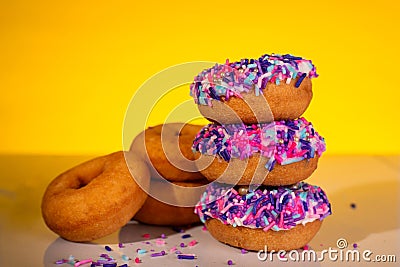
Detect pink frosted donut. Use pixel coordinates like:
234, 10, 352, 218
195, 182, 331, 251
190, 54, 318, 124
192, 118, 326, 186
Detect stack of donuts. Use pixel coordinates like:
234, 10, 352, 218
40, 53, 332, 253
191, 54, 332, 251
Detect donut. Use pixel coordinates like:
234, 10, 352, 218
195, 182, 331, 251
192, 118, 326, 186
134, 178, 209, 226
190, 54, 317, 124
130, 123, 205, 182
41, 151, 150, 242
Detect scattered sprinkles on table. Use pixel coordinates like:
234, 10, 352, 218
177, 254, 197, 260
195, 182, 331, 231
190, 54, 318, 106
53, 226, 209, 266
182, 234, 192, 239
142, 233, 151, 239
192, 117, 326, 170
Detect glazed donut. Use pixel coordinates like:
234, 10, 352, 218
41, 151, 150, 242
134, 178, 209, 226
192, 118, 326, 186
130, 123, 205, 182
195, 182, 331, 251
190, 54, 317, 124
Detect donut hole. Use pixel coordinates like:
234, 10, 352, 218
74, 178, 90, 189
74, 165, 106, 190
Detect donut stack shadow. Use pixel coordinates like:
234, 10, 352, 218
191, 54, 332, 251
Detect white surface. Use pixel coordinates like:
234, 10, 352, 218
42, 222, 400, 267
1, 155, 399, 266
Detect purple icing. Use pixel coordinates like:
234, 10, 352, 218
190, 54, 318, 106
194, 182, 331, 231
192, 117, 326, 170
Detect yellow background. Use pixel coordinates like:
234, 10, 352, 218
1, 0, 399, 155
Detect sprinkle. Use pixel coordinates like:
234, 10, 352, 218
142, 233, 150, 239
227, 259, 234, 265
172, 227, 184, 233
181, 234, 192, 239
103, 264, 117, 267
188, 240, 198, 247
177, 254, 197, 260
150, 251, 166, 257
303, 245, 309, 250
68, 255, 75, 264
55, 259, 68, 264
118, 243, 124, 248
134, 257, 141, 263
105, 246, 112, 252
121, 255, 129, 261
294, 73, 307, 88
155, 239, 166, 246
180, 242, 186, 248
160, 234, 167, 239
350, 203, 357, 209
240, 249, 248, 254
119, 264, 128, 267
74, 259, 92, 267
353, 243, 358, 249
202, 226, 207, 231
137, 249, 147, 255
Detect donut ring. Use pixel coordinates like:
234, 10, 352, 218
134, 178, 209, 226
192, 118, 326, 186
41, 151, 149, 242
206, 219, 322, 251
196, 154, 319, 186
190, 54, 317, 124
195, 182, 331, 251
130, 123, 205, 182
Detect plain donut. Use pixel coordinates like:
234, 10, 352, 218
41, 151, 149, 242
130, 123, 205, 182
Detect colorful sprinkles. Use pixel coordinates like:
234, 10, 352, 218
190, 54, 318, 106
192, 117, 326, 170
195, 182, 331, 231
53, 226, 206, 266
